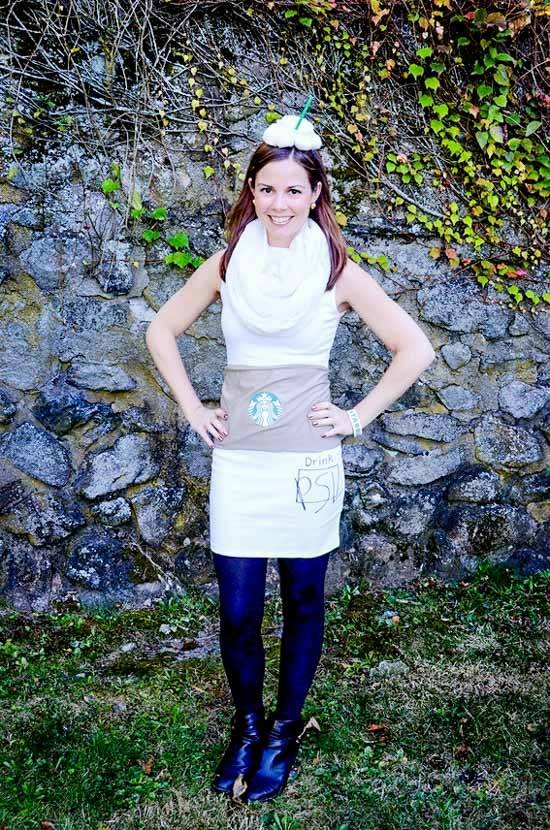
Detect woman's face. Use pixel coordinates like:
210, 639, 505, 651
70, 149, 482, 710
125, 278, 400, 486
249, 157, 321, 248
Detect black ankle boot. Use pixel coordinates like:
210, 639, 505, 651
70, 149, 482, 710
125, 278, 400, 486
243, 713, 309, 802
211, 706, 266, 796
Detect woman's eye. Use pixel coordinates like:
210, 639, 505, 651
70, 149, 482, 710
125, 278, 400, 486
259, 188, 302, 194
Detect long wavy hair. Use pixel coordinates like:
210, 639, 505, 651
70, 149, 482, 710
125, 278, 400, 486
220, 144, 347, 290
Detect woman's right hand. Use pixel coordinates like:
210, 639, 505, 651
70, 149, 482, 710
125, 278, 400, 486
187, 403, 229, 449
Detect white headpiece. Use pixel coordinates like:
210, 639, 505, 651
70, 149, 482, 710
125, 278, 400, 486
262, 114, 322, 151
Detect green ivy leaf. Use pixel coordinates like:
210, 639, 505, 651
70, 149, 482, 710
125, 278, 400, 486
475, 131, 489, 149
430, 119, 444, 134
148, 207, 168, 221
425, 77, 440, 91
525, 120, 541, 136
299, 16, 313, 26
432, 103, 448, 118
446, 140, 462, 155
416, 46, 433, 59
408, 63, 424, 78
203, 165, 215, 179
265, 110, 282, 124
477, 84, 493, 100
418, 94, 433, 108
130, 190, 143, 211
142, 229, 161, 244
165, 251, 193, 269
101, 178, 120, 194
489, 124, 504, 143
494, 65, 509, 86
168, 232, 190, 250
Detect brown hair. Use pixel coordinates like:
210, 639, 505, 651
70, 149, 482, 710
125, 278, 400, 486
220, 143, 347, 290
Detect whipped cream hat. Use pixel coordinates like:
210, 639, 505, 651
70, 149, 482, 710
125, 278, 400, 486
261, 95, 322, 151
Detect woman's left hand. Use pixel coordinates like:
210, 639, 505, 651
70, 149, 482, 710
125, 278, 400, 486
307, 400, 354, 438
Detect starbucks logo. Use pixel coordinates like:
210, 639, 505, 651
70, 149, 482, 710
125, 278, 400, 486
248, 390, 283, 428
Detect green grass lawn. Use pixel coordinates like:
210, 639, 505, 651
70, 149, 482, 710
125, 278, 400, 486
0, 562, 547, 830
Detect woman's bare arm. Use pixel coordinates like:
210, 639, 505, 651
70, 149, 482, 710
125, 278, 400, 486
337, 258, 436, 428
145, 249, 227, 446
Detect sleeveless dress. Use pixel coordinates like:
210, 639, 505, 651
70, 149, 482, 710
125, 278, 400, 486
209, 245, 347, 558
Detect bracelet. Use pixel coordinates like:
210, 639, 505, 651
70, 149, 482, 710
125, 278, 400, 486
347, 407, 362, 437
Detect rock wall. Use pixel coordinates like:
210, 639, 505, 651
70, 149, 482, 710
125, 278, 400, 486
0, 136, 548, 612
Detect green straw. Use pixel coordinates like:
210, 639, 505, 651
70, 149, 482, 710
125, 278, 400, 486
295, 94, 314, 131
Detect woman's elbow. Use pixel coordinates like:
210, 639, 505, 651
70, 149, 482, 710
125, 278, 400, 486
398, 338, 436, 367
418, 341, 436, 368
145, 318, 166, 348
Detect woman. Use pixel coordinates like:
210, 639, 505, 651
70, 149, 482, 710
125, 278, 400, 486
145, 113, 436, 803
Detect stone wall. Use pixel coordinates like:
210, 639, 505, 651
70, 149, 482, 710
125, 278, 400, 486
0, 134, 548, 612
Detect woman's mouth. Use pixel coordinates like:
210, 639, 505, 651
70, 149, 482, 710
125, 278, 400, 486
268, 215, 293, 226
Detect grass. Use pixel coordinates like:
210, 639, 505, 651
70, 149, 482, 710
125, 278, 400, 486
0, 562, 548, 830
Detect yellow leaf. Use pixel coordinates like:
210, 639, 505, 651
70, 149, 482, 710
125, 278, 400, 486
429, 247, 441, 259
335, 211, 348, 227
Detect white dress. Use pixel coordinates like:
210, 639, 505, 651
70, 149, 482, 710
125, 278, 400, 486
209, 245, 347, 558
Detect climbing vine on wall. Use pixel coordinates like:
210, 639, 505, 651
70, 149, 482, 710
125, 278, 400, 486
1, 0, 548, 309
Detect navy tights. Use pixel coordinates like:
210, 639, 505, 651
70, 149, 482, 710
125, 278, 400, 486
212, 552, 330, 721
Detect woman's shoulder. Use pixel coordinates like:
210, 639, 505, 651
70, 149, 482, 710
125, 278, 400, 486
199, 248, 227, 296
334, 257, 384, 311
332, 258, 361, 313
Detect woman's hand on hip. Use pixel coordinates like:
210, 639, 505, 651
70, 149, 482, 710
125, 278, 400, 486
307, 401, 354, 438
187, 403, 229, 449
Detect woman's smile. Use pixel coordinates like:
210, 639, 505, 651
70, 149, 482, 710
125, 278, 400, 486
268, 215, 294, 225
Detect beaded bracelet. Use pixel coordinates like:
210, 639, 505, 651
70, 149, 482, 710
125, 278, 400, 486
347, 407, 362, 437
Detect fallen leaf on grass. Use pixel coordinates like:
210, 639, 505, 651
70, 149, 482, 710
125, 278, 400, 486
232, 773, 248, 800
140, 754, 154, 774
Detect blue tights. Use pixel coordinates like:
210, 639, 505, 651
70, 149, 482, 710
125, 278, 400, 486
212, 552, 330, 721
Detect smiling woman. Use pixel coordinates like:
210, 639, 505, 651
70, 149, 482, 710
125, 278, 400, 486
145, 110, 435, 805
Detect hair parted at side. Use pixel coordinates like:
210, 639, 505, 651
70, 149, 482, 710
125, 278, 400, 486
219, 143, 348, 290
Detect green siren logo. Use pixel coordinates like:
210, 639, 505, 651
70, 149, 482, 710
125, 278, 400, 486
248, 391, 283, 428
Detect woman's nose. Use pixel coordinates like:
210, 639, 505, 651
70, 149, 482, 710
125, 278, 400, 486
271, 192, 288, 210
